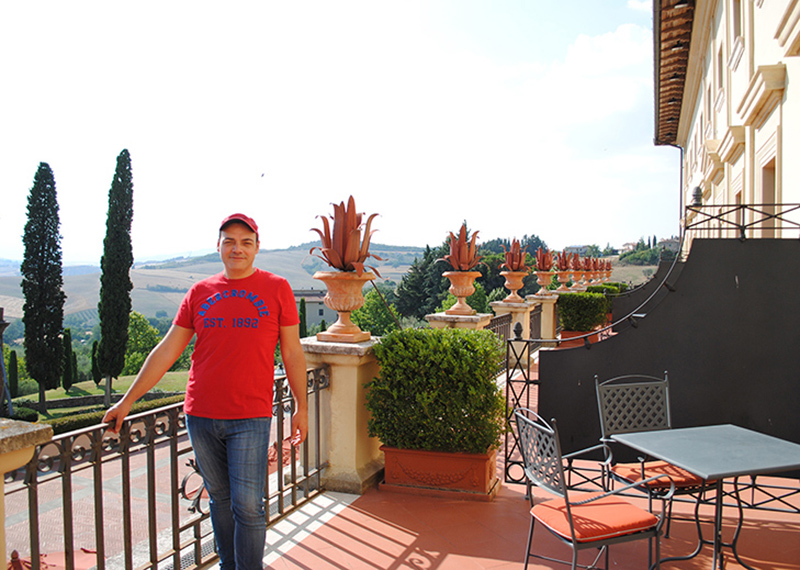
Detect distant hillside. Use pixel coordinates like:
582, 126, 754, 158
0, 243, 423, 322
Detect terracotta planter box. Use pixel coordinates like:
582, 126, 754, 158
558, 329, 600, 349
380, 445, 499, 500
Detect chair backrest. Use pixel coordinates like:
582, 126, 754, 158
595, 372, 672, 441
514, 407, 569, 499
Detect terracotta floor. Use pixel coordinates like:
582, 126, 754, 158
255, 474, 800, 570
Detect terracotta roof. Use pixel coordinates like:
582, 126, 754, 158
653, 0, 695, 145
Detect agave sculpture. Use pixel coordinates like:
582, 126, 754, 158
555, 251, 572, 272
440, 224, 482, 271
535, 247, 554, 272
310, 196, 383, 277
500, 239, 530, 272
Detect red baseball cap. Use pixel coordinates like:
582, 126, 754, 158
219, 213, 259, 238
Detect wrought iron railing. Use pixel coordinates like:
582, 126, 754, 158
685, 202, 800, 240
487, 312, 512, 374
3, 366, 329, 570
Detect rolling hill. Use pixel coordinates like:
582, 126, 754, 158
0, 243, 422, 322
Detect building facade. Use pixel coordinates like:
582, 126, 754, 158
654, 0, 800, 246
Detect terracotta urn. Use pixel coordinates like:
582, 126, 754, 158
443, 271, 481, 315
556, 270, 572, 292
569, 270, 586, 291
312, 270, 375, 342
534, 271, 556, 296
500, 271, 528, 303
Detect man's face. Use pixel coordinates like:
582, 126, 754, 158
217, 222, 259, 276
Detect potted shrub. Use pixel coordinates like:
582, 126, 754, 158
438, 224, 483, 315
499, 238, 531, 302
309, 196, 383, 342
556, 291, 607, 348
365, 328, 506, 499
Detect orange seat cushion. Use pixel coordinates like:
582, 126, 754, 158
531, 492, 658, 543
612, 460, 705, 489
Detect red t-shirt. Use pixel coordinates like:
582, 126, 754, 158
174, 269, 299, 419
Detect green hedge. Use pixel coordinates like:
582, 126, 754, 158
43, 395, 186, 435
557, 292, 607, 331
365, 328, 506, 454
586, 284, 620, 314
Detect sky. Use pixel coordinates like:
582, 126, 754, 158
0, 0, 681, 266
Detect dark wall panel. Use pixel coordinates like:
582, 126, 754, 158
538, 239, 800, 461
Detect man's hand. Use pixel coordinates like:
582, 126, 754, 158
102, 400, 132, 434
291, 408, 309, 445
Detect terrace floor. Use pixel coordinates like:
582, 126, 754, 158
249, 471, 800, 570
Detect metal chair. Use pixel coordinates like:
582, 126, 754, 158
514, 407, 673, 570
595, 372, 708, 537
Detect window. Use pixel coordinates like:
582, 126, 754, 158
319, 309, 324, 316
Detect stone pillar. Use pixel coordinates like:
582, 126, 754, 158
527, 295, 559, 346
489, 301, 534, 339
301, 338, 383, 494
0, 419, 53, 565
424, 312, 493, 330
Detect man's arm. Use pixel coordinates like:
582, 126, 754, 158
102, 324, 195, 434
280, 324, 308, 444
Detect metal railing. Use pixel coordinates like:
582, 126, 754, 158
486, 313, 512, 374
3, 366, 329, 570
685, 202, 800, 240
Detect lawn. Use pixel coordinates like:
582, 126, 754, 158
11, 372, 190, 421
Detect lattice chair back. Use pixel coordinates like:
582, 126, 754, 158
514, 408, 569, 500
595, 372, 672, 441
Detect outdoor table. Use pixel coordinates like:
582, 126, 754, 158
611, 424, 800, 570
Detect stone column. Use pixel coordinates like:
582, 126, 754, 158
489, 301, 534, 339
424, 312, 493, 330
527, 295, 559, 346
301, 338, 383, 494
0, 419, 53, 565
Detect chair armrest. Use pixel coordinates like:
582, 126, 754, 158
571, 475, 676, 507
563, 443, 612, 463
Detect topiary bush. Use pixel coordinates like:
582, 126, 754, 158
365, 328, 506, 455
557, 292, 608, 331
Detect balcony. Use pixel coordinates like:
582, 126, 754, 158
4, 229, 800, 569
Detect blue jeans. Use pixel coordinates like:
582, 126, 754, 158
186, 415, 272, 570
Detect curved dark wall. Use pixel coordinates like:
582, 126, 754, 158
538, 239, 800, 461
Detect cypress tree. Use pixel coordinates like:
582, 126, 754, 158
9, 350, 19, 399
62, 328, 74, 392
91, 340, 102, 386
21, 162, 66, 413
97, 149, 134, 406
299, 298, 308, 338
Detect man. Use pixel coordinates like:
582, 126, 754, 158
103, 213, 308, 570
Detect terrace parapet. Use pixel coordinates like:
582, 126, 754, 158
301, 337, 383, 495
425, 312, 492, 330
0, 419, 53, 564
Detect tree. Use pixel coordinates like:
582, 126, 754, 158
91, 340, 102, 386
62, 328, 74, 392
8, 350, 19, 398
97, 149, 134, 406
298, 298, 308, 338
351, 289, 402, 336
395, 244, 450, 319
122, 311, 161, 376
21, 162, 66, 413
